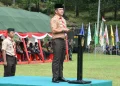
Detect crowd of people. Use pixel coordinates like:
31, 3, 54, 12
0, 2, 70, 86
0, 37, 75, 62
17, 38, 54, 61
86, 41, 120, 55
104, 44, 120, 55
0, 38, 54, 62
1, 36, 119, 63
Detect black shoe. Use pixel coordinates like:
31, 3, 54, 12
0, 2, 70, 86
58, 77, 69, 82
52, 78, 59, 83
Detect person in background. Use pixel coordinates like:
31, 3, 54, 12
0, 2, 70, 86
28, 43, 36, 60
2, 28, 17, 77
68, 39, 74, 61
0, 38, 3, 62
47, 39, 53, 53
16, 41, 24, 61
41, 40, 50, 60
19, 42, 26, 61
34, 42, 42, 60
104, 43, 110, 55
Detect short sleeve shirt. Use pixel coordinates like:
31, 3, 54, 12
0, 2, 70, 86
2, 37, 16, 56
50, 15, 67, 39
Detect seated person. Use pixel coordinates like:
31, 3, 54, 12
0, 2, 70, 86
16, 41, 24, 61
105, 44, 111, 55
34, 42, 42, 60
112, 46, 117, 55
42, 47, 50, 60
28, 43, 36, 61
47, 40, 53, 53
41, 40, 50, 60
118, 49, 120, 55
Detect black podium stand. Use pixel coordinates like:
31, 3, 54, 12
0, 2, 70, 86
68, 34, 91, 84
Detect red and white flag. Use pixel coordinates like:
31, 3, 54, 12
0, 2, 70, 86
102, 17, 106, 22
99, 22, 104, 46
104, 25, 109, 45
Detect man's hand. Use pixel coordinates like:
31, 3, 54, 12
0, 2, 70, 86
63, 28, 75, 33
2, 50, 7, 66
3, 61, 7, 66
63, 29, 69, 33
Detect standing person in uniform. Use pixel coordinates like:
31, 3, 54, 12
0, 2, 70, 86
50, 4, 70, 83
68, 39, 74, 61
2, 28, 17, 77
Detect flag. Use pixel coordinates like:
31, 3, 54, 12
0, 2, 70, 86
87, 23, 91, 46
99, 21, 104, 46
115, 25, 119, 43
80, 23, 84, 35
94, 23, 98, 45
104, 25, 109, 45
110, 25, 114, 46
102, 17, 106, 22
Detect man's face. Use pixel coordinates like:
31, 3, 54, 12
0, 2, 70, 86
8, 31, 15, 38
55, 8, 64, 16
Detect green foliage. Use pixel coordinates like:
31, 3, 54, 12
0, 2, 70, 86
88, 2, 98, 20
0, 0, 12, 5
45, 0, 54, 14
1, 0, 120, 29
0, 2, 4, 6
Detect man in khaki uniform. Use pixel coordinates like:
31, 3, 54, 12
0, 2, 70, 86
50, 4, 70, 83
2, 28, 17, 77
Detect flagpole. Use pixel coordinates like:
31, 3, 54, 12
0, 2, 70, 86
96, 0, 101, 56
116, 25, 118, 55
102, 22, 105, 54
116, 42, 117, 55
87, 23, 91, 55
97, 0, 101, 31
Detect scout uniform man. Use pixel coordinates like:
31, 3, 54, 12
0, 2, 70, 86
2, 28, 17, 77
50, 4, 70, 83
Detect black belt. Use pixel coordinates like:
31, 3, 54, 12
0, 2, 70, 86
6, 54, 15, 57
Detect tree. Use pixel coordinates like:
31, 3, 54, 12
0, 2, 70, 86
113, 0, 120, 20
0, 0, 12, 6
12, 0, 15, 5
75, 0, 79, 17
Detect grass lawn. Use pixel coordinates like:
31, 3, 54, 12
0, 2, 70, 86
0, 53, 120, 86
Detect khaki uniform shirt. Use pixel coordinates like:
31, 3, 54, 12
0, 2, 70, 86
50, 15, 67, 39
2, 37, 16, 56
